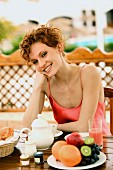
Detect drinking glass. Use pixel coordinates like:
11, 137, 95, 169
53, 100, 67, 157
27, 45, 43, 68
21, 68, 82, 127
88, 118, 103, 148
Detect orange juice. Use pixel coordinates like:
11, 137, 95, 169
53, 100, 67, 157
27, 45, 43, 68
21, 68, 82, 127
89, 128, 103, 146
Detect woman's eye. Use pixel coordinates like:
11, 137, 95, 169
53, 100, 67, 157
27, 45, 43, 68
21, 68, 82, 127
32, 60, 38, 64
42, 51, 47, 57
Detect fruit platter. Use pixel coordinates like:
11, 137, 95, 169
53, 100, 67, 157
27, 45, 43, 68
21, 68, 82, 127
47, 132, 106, 169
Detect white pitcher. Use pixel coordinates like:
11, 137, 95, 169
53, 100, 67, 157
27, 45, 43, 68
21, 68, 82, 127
20, 117, 55, 150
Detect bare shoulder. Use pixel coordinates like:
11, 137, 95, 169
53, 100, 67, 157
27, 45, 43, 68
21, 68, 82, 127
82, 64, 100, 76
81, 65, 101, 84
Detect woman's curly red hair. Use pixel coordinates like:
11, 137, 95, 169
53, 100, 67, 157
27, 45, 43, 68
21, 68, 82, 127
20, 25, 65, 62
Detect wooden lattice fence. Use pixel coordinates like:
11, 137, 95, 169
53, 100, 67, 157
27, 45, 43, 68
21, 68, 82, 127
0, 47, 113, 112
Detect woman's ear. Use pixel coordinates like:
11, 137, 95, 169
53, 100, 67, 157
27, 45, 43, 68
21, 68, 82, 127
57, 43, 64, 52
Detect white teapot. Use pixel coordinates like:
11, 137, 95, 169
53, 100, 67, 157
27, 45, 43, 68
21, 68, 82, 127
20, 117, 55, 150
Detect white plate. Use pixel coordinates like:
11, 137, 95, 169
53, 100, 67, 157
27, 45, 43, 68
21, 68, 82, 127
47, 152, 106, 170
64, 132, 89, 140
55, 130, 63, 138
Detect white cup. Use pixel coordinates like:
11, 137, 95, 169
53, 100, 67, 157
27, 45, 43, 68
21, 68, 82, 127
24, 140, 37, 157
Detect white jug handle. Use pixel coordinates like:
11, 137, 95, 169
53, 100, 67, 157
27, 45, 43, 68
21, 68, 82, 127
50, 124, 57, 137
19, 128, 30, 142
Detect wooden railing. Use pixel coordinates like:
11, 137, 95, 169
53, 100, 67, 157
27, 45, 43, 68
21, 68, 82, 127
66, 47, 113, 63
0, 47, 113, 112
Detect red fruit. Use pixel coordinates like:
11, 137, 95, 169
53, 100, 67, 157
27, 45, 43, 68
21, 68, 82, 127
66, 132, 84, 147
71, 132, 80, 136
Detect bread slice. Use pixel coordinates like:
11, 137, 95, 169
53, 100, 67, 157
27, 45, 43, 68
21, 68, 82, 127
0, 127, 14, 140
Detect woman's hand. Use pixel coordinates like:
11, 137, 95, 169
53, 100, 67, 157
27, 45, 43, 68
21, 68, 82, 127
33, 71, 47, 89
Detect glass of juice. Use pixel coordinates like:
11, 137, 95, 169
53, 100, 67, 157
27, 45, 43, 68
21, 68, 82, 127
88, 118, 103, 148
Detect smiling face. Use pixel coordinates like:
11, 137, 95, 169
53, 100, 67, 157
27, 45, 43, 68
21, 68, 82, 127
30, 42, 63, 77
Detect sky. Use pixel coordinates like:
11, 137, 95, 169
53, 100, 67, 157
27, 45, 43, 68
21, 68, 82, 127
0, 0, 113, 25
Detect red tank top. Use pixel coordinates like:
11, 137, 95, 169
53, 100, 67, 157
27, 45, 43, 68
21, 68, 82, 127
48, 66, 111, 135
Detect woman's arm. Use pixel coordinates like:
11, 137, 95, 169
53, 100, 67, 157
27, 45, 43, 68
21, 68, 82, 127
57, 65, 104, 132
23, 71, 46, 128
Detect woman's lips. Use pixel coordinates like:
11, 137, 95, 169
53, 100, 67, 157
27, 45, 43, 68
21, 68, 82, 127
44, 64, 52, 73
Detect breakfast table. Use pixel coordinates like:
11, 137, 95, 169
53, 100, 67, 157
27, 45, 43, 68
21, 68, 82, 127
0, 132, 113, 170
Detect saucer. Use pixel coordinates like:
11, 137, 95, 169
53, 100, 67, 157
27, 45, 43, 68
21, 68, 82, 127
55, 130, 63, 138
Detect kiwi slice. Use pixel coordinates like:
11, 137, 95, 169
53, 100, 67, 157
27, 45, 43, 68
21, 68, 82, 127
84, 137, 95, 146
81, 145, 91, 157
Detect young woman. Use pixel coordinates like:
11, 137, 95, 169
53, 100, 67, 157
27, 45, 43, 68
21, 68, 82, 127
20, 25, 110, 135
